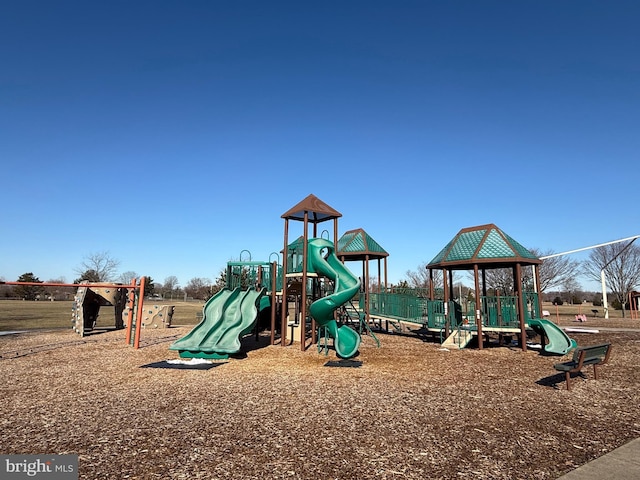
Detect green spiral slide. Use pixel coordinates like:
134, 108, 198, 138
307, 238, 362, 359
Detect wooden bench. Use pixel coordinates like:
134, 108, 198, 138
553, 343, 612, 390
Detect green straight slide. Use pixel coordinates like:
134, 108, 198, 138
528, 318, 578, 356
307, 238, 361, 359
169, 287, 266, 359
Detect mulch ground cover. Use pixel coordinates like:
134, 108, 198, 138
1, 319, 638, 479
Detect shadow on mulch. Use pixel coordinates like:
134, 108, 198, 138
536, 372, 587, 390
140, 360, 226, 370
370, 326, 434, 342
238, 332, 277, 353
324, 359, 363, 368
405, 327, 443, 344
81, 327, 120, 336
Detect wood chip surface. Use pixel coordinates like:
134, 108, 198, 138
1, 326, 638, 479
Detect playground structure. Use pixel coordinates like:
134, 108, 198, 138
366, 224, 577, 355
1, 195, 579, 359
347, 222, 577, 356
170, 195, 377, 359
72, 278, 174, 344
303, 237, 362, 358
169, 250, 279, 359
0, 278, 151, 348
170, 195, 577, 361
428, 224, 577, 355
72, 283, 128, 335
73, 278, 175, 346
122, 304, 175, 329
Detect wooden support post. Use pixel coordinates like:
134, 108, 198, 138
270, 261, 277, 346
133, 276, 146, 349
125, 278, 137, 345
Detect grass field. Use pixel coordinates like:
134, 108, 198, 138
0, 298, 635, 332
0, 299, 204, 331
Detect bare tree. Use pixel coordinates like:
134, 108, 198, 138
211, 269, 227, 295
535, 248, 582, 292
583, 242, 640, 317
400, 262, 443, 298
484, 248, 581, 295
367, 276, 383, 293
562, 277, 581, 304
117, 271, 139, 284
75, 251, 120, 282
184, 277, 212, 301
405, 262, 429, 288
484, 268, 514, 294
163, 276, 180, 299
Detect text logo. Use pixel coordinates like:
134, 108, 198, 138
1, 455, 78, 479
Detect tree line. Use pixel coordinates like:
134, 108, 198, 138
3, 242, 640, 317
0, 251, 226, 302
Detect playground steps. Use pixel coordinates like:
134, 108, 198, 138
341, 304, 361, 325
442, 328, 473, 349
389, 319, 402, 333
337, 305, 381, 348
368, 315, 404, 333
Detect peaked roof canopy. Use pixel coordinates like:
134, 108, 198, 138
337, 228, 389, 261
281, 194, 341, 223
427, 224, 541, 270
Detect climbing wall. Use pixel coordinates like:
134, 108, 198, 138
122, 304, 174, 328
71, 284, 128, 336
71, 286, 88, 335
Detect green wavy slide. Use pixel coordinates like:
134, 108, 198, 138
169, 287, 266, 359
307, 238, 361, 359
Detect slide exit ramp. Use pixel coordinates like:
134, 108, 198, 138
528, 318, 577, 356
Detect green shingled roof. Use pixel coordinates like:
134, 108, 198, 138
337, 228, 388, 260
428, 224, 541, 269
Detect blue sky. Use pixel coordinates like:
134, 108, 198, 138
1, 1, 638, 292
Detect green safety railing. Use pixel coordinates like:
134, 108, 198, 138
366, 292, 429, 323
359, 290, 542, 349
481, 295, 520, 328
226, 261, 280, 291
364, 293, 466, 330
524, 292, 540, 322
426, 300, 447, 329
476, 292, 539, 327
